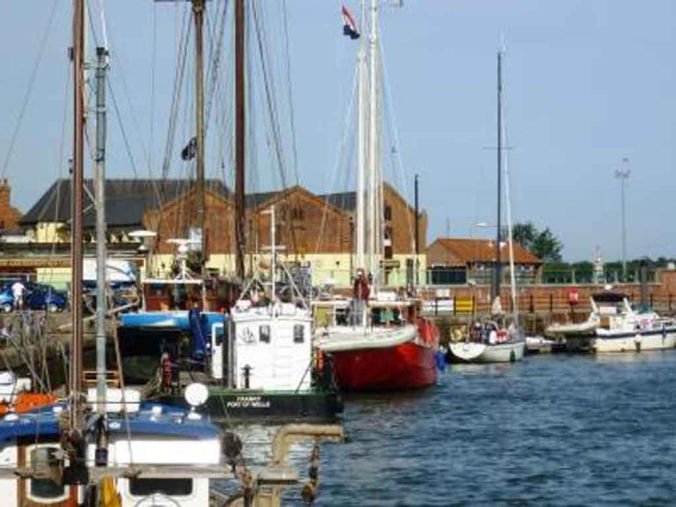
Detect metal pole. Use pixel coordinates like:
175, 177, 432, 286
193, 0, 206, 265
356, 0, 366, 271
494, 51, 502, 302
235, 0, 246, 280
95, 47, 108, 414
615, 161, 630, 281
367, 0, 379, 285
414, 173, 419, 286
70, 0, 85, 432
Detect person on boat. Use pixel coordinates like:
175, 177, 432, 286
353, 269, 370, 301
11, 280, 26, 310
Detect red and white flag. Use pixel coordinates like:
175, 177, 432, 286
341, 5, 360, 40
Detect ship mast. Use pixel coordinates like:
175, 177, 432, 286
493, 51, 502, 301
493, 50, 503, 303
70, 0, 85, 434
193, 0, 207, 265
234, 0, 246, 280
355, 0, 367, 272
94, 46, 108, 415
366, 0, 380, 286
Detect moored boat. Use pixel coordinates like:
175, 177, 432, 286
448, 320, 525, 363
314, 296, 439, 391
549, 291, 676, 353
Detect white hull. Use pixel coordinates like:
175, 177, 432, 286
449, 340, 525, 363
545, 319, 598, 338
315, 324, 417, 353
592, 329, 676, 353
525, 335, 557, 353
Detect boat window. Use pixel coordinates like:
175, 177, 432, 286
294, 324, 304, 343
27, 446, 69, 503
260, 324, 271, 343
129, 478, 193, 497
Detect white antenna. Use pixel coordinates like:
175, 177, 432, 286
167, 238, 200, 280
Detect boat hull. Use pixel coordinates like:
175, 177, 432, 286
592, 329, 676, 353
329, 341, 437, 391
448, 340, 525, 363
158, 388, 343, 424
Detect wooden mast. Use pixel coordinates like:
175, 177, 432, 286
193, 0, 206, 264
70, 0, 85, 433
235, 0, 246, 280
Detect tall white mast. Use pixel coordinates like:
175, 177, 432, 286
500, 49, 520, 331
367, 0, 380, 284
355, 0, 367, 271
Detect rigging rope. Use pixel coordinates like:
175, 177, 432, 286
161, 8, 192, 181
379, 33, 417, 257
281, 0, 300, 187
314, 65, 359, 255
1, 0, 60, 180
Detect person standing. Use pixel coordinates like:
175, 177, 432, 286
11, 280, 26, 310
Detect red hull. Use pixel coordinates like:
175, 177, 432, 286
331, 341, 437, 391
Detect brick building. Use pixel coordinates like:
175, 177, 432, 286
426, 237, 542, 286
0, 179, 22, 234
15, 178, 426, 288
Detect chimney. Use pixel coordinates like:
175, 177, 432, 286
0, 179, 9, 209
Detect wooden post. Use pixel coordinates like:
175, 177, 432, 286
549, 293, 553, 314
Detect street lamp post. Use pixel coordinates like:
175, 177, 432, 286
615, 159, 630, 281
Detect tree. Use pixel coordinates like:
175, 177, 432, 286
512, 221, 563, 262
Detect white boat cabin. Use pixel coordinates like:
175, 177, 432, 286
229, 301, 312, 391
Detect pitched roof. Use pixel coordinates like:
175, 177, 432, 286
245, 190, 282, 209
430, 237, 542, 265
20, 179, 229, 227
319, 191, 356, 212
319, 182, 413, 213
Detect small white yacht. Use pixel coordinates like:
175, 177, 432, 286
551, 291, 676, 353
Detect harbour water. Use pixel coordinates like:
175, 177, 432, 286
243, 352, 676, 505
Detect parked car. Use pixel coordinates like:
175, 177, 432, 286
0, 285, 14, 313
24, 283, 68, 312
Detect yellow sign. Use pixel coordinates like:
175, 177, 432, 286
0, 257, 70, 268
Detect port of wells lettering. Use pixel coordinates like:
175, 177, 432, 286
226, 396, 271, 409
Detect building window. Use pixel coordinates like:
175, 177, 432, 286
291, 207, 304, 220
384, 204, 392, 221
260, 324, 271, 344
293, 324, 304, 343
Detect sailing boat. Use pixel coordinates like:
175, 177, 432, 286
448, 50, 526, 364
118, 0, 341, 422
314, 1, 439, 391
0, 4, 231, 505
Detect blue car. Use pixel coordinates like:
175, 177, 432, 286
0, 286, 13, 313
25, 284, 68, 312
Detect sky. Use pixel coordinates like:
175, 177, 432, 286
0, 0, 674, 262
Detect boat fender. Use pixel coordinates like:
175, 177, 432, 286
161, 353, 173, 390
435, 351, 447, 371
634, 334, 642, 353
316, 350, 325, 374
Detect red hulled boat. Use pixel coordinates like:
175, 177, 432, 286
314, 296, 439, 391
